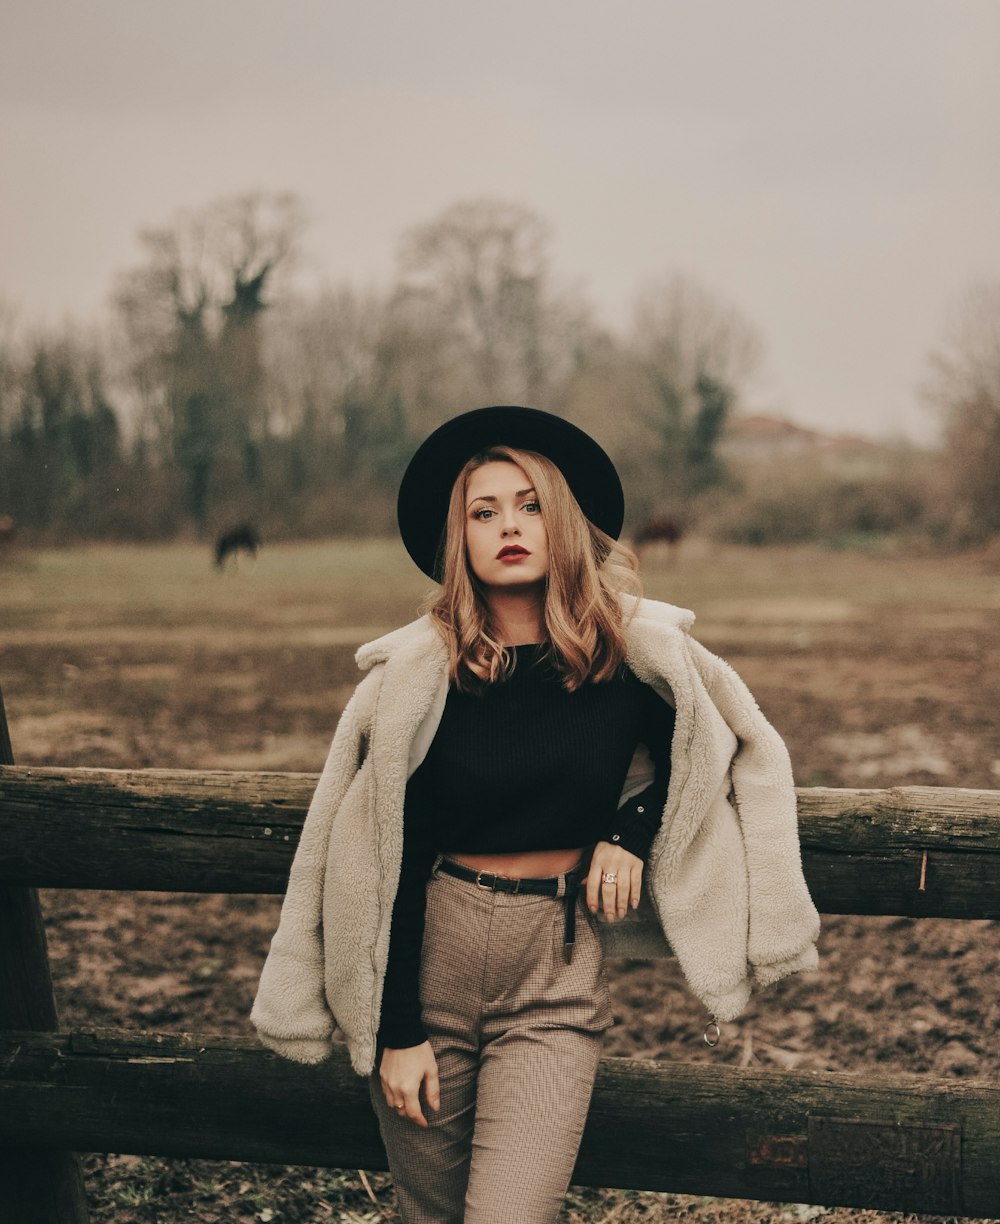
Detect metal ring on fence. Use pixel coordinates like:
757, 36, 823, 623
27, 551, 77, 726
703, 1020, 721, 1047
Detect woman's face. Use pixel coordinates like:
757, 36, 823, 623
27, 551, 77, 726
464, 460, 549, 593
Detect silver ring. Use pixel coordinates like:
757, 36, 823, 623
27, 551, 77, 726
602, 871, 617, 885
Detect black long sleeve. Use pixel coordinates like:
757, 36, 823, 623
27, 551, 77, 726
377, 812, 436, 1048
603, 682, 675, 859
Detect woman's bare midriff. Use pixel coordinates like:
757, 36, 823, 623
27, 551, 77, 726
447, 847, 587, 878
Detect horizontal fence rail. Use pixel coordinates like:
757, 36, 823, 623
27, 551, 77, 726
1, 1029, 999, 1216
1, 767, 999, 917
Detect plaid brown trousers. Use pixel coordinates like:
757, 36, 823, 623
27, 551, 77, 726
370, 861, 614, 1223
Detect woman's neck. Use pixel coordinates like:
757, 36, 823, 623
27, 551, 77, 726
486, 589, 545, 647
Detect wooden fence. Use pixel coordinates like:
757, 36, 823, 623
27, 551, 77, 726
2, 699, 1000, 1219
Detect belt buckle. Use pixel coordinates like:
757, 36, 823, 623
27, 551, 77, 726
475, 870, 520, 894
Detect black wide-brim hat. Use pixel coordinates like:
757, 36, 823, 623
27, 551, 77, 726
397, 405, 624, 580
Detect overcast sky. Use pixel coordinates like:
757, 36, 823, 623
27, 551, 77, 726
2, 0, 998, 441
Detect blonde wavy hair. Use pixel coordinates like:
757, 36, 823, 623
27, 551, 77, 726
426, 445, 642, 692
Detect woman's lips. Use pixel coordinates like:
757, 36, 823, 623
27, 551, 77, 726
497, 546, 529, 559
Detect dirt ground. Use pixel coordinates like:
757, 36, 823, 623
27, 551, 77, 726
2, 539, 999, 1223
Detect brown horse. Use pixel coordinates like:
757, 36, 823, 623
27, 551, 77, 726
633, 516, 683, 564
0, 515, 16, 555
634, 516, 682, 549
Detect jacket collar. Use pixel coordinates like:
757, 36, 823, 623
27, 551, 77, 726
355, 615, 443, 672
623, 595, 695, 633
354, 597, 695, 671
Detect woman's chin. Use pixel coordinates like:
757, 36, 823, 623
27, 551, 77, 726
480, 569, 547, 595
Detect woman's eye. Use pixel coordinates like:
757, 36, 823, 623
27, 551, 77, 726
473, 507, 495, 520
523, 501, 541, 514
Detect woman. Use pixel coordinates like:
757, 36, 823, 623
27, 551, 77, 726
252, 406, 820, 1224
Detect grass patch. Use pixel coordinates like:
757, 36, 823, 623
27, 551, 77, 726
85, 1155, 396, 1223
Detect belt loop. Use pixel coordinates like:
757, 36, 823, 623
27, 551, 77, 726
431, 852, 444, 879
563, 893, 576, 963
562, 867, 582, 963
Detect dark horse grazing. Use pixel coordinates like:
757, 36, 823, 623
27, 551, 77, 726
0, 515, 16, 561
215, 523, 260, 569
634, 516, 683, 550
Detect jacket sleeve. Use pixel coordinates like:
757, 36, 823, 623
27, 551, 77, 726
251, 666, 382, 1063
686, 638, 820, 986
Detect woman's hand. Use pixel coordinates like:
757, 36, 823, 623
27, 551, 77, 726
379, 1041, 440, 1128
585, 841, 644, 922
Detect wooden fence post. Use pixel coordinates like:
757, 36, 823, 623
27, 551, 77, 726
0, 683, 90, 1223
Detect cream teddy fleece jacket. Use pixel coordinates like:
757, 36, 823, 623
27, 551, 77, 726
252, 598, 820, 1074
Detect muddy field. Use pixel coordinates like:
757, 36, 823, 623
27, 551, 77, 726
2, 538, 999, 1223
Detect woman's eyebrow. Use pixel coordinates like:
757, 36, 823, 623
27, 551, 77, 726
467, 487, 536, 509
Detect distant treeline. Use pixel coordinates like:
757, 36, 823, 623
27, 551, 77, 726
1, 194, 996, 545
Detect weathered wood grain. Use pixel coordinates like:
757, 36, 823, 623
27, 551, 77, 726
1, 1029, 998, 1216
1, 767, 998, 917
0, 699, 90, 1223
0, 765, 310, 892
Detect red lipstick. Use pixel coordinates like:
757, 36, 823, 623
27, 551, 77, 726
497, 545, 529, 559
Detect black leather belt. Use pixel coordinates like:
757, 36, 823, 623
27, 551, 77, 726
435, 857, 585, 963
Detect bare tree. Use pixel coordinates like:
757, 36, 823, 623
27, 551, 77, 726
264, 284, 413, 488
117, 193, 301, 339
115, 192, 302, 527
395, 199, 586, 411
629, 273, 764, 502
0, 299, 23, 440
924, 281, 1000, 538
0, 325, 121, 531
266, 287, 388, 434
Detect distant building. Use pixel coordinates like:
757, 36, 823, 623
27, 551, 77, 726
721, 414, 888, 474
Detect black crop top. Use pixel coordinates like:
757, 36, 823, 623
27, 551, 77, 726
378, 644, 676, 1048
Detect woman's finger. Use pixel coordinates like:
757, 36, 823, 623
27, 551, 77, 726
586, 866, 602, 914
425, 1060, 441, 1114
601, 867, 622, 921
615, 867, 630, 920
630, 860, 643, 911
380, 1069, 420, 1124
402, 1083, 428, 1128
604, 861, 626, 920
